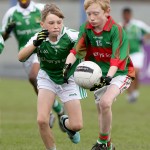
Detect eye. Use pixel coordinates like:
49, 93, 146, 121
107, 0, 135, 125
49, 21, 54, 25
94, 12, 99, 15
86, 13, 91, 16
57, 21, 62, 24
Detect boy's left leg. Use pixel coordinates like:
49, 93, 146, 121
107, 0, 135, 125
56, 76, 85, 144
60, 99, 83, 144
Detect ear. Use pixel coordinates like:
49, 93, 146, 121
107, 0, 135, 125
105, 7, 111, 17
40, 21, 44, 28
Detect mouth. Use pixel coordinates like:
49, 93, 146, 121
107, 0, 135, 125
53, 31, 60, 33
90, 22, 97, 26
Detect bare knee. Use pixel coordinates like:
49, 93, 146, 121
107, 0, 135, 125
99, 98, 112, 112
70, 122, 83, 131
37, 116, 48, 129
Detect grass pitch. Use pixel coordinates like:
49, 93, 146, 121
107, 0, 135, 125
0, 78, 150, 150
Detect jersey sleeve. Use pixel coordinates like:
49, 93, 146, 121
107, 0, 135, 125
2, 6, 16, 32
66, 28, 79, 44
24, 33, 38, 48
0, 34, 4, 54
136, 20, 150, 35
35, 3, 45, 11
71, 24, 87, 59
110, 25, 129, 70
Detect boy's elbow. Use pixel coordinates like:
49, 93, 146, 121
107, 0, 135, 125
18, 54, 24, 62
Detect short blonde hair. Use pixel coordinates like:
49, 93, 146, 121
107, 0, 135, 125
41, 3, 64, 21
84, 0, 110, 12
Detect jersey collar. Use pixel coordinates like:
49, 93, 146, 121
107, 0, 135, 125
86, 16, 115, 31
16, 1, 36, 15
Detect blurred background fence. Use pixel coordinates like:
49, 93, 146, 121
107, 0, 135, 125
0, 0, 150, 81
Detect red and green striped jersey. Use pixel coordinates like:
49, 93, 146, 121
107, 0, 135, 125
71, 16, 135, 78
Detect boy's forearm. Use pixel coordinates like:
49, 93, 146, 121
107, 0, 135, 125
65, 53, 76, 65
18, 44, 36, 61
107, 66, 118, 77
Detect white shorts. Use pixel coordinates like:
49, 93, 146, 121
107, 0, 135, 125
22, 54, 39, 75
130, 52, 144, 69
37, 69, 87, 103
94, 75, 132, 104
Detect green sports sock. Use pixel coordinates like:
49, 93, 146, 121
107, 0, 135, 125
107, 139, 112, 150
52, 99, 63, 114
97, 133, 109, 144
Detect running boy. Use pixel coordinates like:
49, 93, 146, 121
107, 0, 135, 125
63, 0, 135, 149
18, 3, 87, 150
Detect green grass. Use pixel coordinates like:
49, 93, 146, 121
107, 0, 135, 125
0, 78, 150, 150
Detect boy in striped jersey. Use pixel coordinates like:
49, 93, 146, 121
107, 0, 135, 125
18, 3, 87, 150
63, 0, 135, 149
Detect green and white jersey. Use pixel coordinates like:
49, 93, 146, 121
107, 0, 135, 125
0, 34, 4, 54
2, 1, 44, 51
120, 19, 150, 54
26, 26, 80, 84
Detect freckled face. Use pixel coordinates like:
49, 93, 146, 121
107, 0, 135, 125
86, 3, 109, 28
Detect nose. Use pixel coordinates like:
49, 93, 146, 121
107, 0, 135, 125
89, 14, 95, 21
54, 23, 59, 29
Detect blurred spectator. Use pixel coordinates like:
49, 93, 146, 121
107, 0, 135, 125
1, 0, 65, 130
120, 7, 150, 102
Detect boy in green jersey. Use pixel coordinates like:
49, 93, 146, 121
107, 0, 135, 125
63, 0, 135, 149
1, 0, 65, 129
0, 34, 4, 54
18, 3, 87, 150
121, 7, 150, 102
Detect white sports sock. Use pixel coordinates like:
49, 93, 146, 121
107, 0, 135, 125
127, 90, 139, 102
132, 90, 139, 98
47, 146, 56, 150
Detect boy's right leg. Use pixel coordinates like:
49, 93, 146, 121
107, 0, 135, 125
91, 85, 119, 150
37, 89, 56, 149
26, 60, 63, 129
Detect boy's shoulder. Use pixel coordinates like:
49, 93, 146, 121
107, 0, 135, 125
5, 5, 17, 16
34, 2, 45, 11
130, 19, 149, 28
78, 21, 88, 28
62, 27, 79, 41
107, 17, 123, 31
